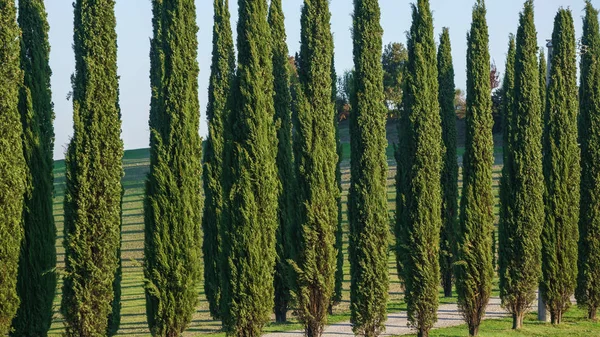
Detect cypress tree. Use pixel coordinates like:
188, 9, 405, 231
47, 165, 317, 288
349, 0, 389, 335
0, 1, 26, 334
203, 0, 235, 320
498, 0, 544, 329
397, 1, 443, 336
540, 8, 580, 325
292, 0, 338, 334
539, 49, 547, 115
144, 0, 203, 335
11, 0, 56, 335
269, 0, 295, 323
332, 55, 345, 309
219, 0, 279, 334
576, 0, 600, 321
437, 27, 458, 299
62, 0, 123, 335
455, 2, 494, 335
498, 34, 515, 287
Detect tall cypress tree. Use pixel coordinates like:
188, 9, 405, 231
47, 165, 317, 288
498, 34, 515, 289
577, 0, 600, 321
62, 0, 123, 335
349, 0, 389, 335
541, 8, 580, 325
437, 27, 457, 299
332, 55, 345, 309
292, 0, 338, 334
498, 0, 543, 330
203, 0, 234, 320
0, 1, 26, 335
455, 2, 494, 336
144, 0, 203, 335
269, 0, 295, 323
11, 0, 56, 335
220, 0, 278, 334
397, 1, 442, 336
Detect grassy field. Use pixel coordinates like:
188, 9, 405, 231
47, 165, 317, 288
44, 121, 591, 336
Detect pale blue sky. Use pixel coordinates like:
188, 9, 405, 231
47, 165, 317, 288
45, 0, 595, 159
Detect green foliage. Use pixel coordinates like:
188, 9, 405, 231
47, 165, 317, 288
455, 2, 494, 335
539, 49, 547, 116
291, 0, 338, 334
541, 9, 580, 325
62, 0, 123, 335
437, 27, 457, 300
0, 1, 26, 334
270, 0, 295, 323
333, 57, 345, 307
349, 0, 389, 336
396, 1, 443, 336
144, 0, 203, 335
498, 0, 544, 329
203, 0, 235, 320
11, 0, 56, 335
220, 0, 279, 335
382, 42, 408, 115
577, 0, 600, 321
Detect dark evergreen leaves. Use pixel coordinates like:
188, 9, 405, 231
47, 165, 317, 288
349, 0, 389, 335
498, 0, 544, 330
437, 27, 458, 300
576, 0, 600, 321
0, 0, 26, 334
455, 2, 494, 335
220, 0, 279, 334
62, 0, 123, 335
292, 0, 338, 334
203, 0, 235, 320
144, 0, 203, 335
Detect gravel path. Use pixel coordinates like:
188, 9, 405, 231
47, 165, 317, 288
265, 297, 507, 337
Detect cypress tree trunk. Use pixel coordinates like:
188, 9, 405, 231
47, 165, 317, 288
577, 0, 600, 321
540, 8, 580, 325
12, 0, 56, 335
437, 27, 457, 300
455, 2, 494, 336
397, 1, 442, 335
349, 0, 389, 335
144, 0, 203, 335
220, 0, 278, 335
62, 0, 123, 335
203, 0, 234, 320
269, 0, 295, 323
292, 0, 338, 335
498, 1, 543, 329
0, 1, 27, 335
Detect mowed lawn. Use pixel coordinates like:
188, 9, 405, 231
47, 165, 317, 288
47, 121, 509, 336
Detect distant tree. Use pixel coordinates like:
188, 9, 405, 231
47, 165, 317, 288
455, 2, 495, 336
62, 0, 123, 335
270, 0, 296, 323
382, 42, 408, 117
541, 8, 580, 325
498, 0, 544, 330
349, 0, 389, 335
144, 0, 203, 335
12, 0, 56, 335
397, 1, 443, 336
219, 0, 279, 334
437, 27, 457, 299
202, 0, 235, 320
0, 1, 27, 334
455, 89, 467, 119
576, 0, 600, 321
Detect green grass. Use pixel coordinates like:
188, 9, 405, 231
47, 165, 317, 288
402, 307, 599, 337
45, 121, 594, 336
